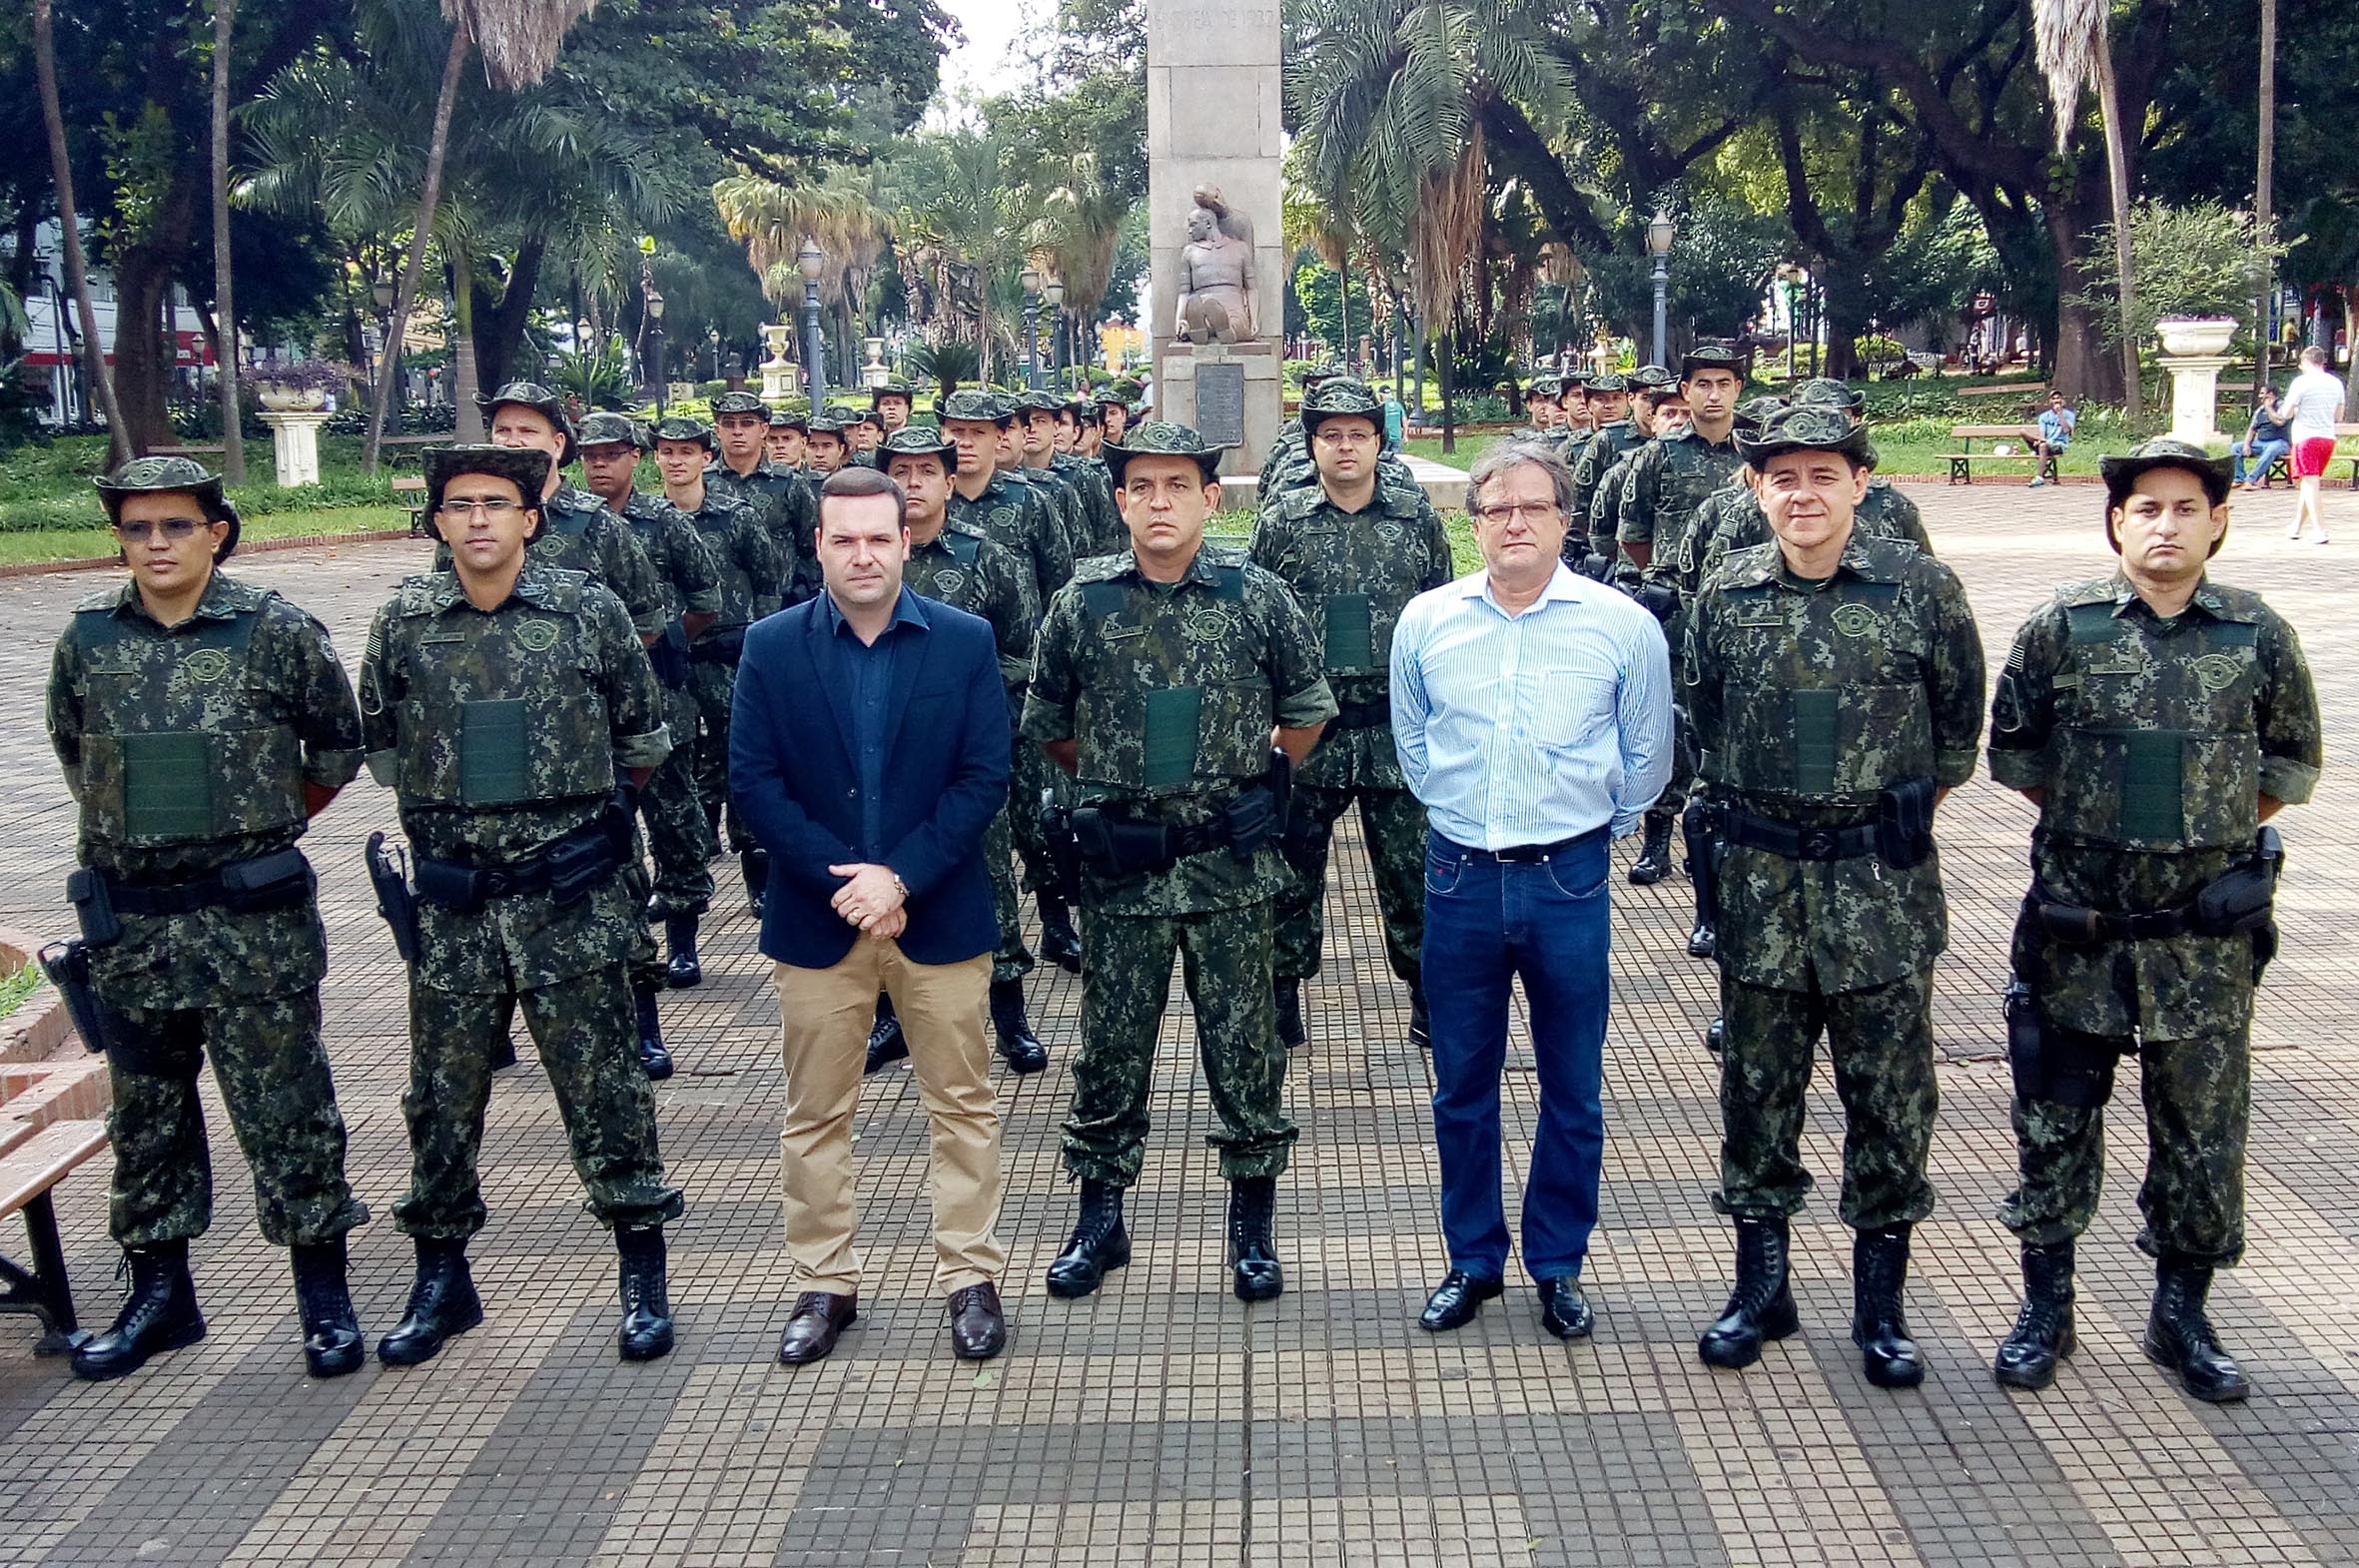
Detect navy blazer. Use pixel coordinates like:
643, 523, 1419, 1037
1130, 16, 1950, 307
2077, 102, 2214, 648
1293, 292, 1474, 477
729, 589, 1011, 969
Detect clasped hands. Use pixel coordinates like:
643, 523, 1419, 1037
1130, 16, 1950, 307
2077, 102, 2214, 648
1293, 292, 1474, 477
829, 862, 907, 940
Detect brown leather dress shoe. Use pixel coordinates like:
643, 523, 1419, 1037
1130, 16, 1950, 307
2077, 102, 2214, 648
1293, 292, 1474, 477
948, 1282, 1007, 1361
776, 1291, 858, 1364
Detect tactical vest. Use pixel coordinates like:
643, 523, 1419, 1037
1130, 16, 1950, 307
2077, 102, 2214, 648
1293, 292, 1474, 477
2043, 600, 2262, 851
1074, 563, 1273, 795
907, 528, 985, 609
393, 581, 617, 808
70, 596, 306, 847
1283, 498, 1437, 677
1705, 575, 1936, 799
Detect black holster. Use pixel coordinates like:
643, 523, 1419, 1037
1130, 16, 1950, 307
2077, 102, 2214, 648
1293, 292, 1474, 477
1633, 579, 1681, 625
65, 867, 122, 948
1041, 794, 1084, 899
37, 940, 112, 1055
648, 621, 691, 687
1070, 808, 1176, 877
366, 832, 419, 965
2002, 974, 2115, 1110
1220, 751, 1291, 861
691, 625, 747, 665
1875, 776, 1938, 870
1683, 799, 1725, 928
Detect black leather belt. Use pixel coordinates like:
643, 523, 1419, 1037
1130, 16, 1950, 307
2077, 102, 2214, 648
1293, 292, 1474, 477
1723, 806, 1878, 862
1452, 829, 1602, 864
1330, 695, 1391, 730
103, 849, 311, 915
691, 626, 747, 664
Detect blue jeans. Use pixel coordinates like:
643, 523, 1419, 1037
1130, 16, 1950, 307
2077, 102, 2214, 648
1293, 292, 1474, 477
2233, 436, 2290, 484
1421, 828, 1611, 1283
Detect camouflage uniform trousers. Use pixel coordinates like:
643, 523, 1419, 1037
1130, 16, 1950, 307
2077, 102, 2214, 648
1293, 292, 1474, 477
394, 961, 683, 1238
1715, 965, 1939, 1229
1063, 898, 1298, 1184
688, 658, 750, 854
639, 681, 718, 916
2002, 1020, 2249, 1267
983, 804, 1036, 984
100, 988, 367, 1247
1273, 781, 1425, 987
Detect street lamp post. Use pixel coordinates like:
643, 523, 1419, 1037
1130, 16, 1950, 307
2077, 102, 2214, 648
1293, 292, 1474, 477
1044, 277, 1066, 388
797, 237, 827, 410
707, 327, 721, 383
1020, 266, 1043, 391
644, 285, 667, 419
1645, 211, 1676, 368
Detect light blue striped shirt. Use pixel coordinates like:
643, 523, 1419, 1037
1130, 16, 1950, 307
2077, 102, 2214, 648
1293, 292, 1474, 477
1390, 562, 1674, 847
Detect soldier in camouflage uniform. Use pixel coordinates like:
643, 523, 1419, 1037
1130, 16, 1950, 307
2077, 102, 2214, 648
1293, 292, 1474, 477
765, 405, 807, 469
1524, 374, 1563, 437
706, 390, 819, 606
1614, 348, 1749, 884
1247, 379, 1454, 1050
1565, 370, 1662, 572
46, 457, 369, 1382
805, 411, 852, 476
845, 407, 885, 467
362, 444, 682, 1367
942, 389, 1084, 971
1022, 391, 1124, 556
579, 413, 724, 999
1257, 360, 1346, 495
1093, 388, 1133, 447
1025, 422, 1336, 1303
872, 375, 916, 435
651, 417, 788, 916
1987, 438, 2320, 1404
1684, 406, 1985, 1388
1013, 390, 1103, 557
874, 426, 1050, 1075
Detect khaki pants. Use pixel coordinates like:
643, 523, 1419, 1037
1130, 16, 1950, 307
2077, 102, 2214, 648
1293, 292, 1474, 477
772, 943, 1004, 1294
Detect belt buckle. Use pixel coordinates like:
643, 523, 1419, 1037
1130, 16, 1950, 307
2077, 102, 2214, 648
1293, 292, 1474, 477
1799, 829, 1839, 861
479, 870, 515, 899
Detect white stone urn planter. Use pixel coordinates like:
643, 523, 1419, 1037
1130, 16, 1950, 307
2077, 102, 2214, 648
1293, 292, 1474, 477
258, 385, 330, 411
2155, 317, 2238, 357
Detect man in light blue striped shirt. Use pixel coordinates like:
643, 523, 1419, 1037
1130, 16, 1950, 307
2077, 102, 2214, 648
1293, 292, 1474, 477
1390, 438, 1673, 1341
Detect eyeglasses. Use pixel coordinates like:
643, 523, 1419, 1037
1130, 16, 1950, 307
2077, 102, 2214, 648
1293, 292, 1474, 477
1474, 500, 1560, 525
436, 498, 524, 520
113, 516, 209, 542
1313, 426, 1377, 446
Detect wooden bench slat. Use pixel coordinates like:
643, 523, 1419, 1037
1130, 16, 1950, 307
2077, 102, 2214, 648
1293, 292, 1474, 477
0, 1121, 109, 1219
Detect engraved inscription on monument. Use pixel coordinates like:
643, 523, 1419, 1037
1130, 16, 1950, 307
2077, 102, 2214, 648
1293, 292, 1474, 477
1193, 362, 1246, 448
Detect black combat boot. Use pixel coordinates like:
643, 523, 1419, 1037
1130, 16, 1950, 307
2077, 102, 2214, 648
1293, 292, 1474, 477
664, 912, 702, 988
1045, 1179, 1130, 1298
989, 978, 1048, 1074
1993, 1240, 2076, 1391
2145, 1258, 2249, 1403
635, 987, 674, 1081
1699, 1215, 1800, 1368
291, 1235, 364, 1378
615, 1223, 675, 1361
863, 994, 908, 1075
741, 848, 769, 918
1227, 1176, 1284, 1302
1274, 978, 1306, 1050
1704, 1016, 1725, 1055
1408, 986, 1431, 1052
1852, 1226, 1925, 1388
488, 1034, 519, 1072
71, 1239, 206, 1381
1687, 915, 1717, 960
1629, 812, 1675, 885
377, 1236, 482, 1366
1038, 892, 1083, 973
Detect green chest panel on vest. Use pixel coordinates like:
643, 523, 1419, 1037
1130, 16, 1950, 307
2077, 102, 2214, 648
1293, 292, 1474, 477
73, 603, 306, 846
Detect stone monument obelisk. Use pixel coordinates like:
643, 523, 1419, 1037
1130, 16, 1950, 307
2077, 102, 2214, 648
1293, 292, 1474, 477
1147, 0, 1284, 480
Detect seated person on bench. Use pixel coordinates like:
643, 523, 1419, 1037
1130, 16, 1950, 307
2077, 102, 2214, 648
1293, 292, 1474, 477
2025, 392, 2076, 486
2231, 388, 2291, 490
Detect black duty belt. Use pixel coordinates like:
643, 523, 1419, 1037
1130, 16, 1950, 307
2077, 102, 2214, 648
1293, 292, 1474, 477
1722, 805, 1879, 862
410, 812, 628, 911
1330, 695, 1391, 731
691, 626, 748, 664
102, 847, 312, 916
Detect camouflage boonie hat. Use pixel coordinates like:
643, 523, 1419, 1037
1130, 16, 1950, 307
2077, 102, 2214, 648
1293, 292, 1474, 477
574, 411, 642, 450
650, 415, 717, 450
422, 444, 553, 540
1629, 366, 1679, 392
95, 455, 241, 560
869, 376, 915, 406
1680, 343, 1744, 383
768, 405, 807, 430
937, 388, 1014, 425
1297, 360, 1346, 390
2100, 438, 2233, 554
1561, 369, 1592, 390
1065, 395, 1098, 423
1012, 390, 1066, 417
848, 406, 885, 428
1736, 395, 1790, 430
877, 425, 958, 468
804, 410, 849, 438
1583, 372, 1630, 395
1733, 405, 1875, 469
1101, 420, 1226, 485
709, 391, 770, 417
1298, 376, 1385, 437
1790, 377, 1868, 412
1089, 386, 1130, 410
475, 380, 576, 463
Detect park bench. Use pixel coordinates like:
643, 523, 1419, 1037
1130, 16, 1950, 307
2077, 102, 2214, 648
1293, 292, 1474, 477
393, 473, 430, 535
1943, 423, 2049, 484
0, 1050, 112, 1353
1956, 383, 2046, 400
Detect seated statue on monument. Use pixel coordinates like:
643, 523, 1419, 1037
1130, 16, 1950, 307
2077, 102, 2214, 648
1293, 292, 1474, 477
1177, 203, 1256, 344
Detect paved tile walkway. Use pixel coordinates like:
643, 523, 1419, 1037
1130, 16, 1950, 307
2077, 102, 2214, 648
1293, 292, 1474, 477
3, 481, 2357, 1567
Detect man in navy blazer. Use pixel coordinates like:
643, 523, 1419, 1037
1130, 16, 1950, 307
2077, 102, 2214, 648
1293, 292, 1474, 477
731, 465, 1013, 1364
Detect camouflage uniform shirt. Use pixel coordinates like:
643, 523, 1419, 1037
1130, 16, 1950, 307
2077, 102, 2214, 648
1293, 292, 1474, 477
950, 471, 1075, 613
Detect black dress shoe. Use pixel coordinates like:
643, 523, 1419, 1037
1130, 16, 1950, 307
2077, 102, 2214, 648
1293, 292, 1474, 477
71, 1240, 206, 1381
776, 1291, 858, 1364
1419, 1269, 1504, 1331
864, 995, 908, 1075
1538, 1275, 1594, 1339
948, 1282, 1007, 1360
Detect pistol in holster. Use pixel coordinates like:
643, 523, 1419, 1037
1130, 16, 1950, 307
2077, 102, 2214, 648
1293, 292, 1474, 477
1682, 798, 1726, 930
365, 831, 420, 966
37, 939, 113, 1056
2001, 972, 2116, 1110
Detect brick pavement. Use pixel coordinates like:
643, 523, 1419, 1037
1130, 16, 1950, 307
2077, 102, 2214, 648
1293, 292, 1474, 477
2, 483, 2356, 1567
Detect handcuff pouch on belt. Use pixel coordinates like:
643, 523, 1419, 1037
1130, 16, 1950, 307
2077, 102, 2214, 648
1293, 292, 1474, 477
1070, 751, 1292, 880
2031, 827, 2283, 946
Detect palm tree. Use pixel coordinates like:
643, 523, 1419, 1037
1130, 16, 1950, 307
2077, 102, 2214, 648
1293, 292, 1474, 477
1288, 0, 1570, 447
712, 175, 888, 387
30, 0, 127, 462
2035, 0, 2142, 418
363, 0, 596, 470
